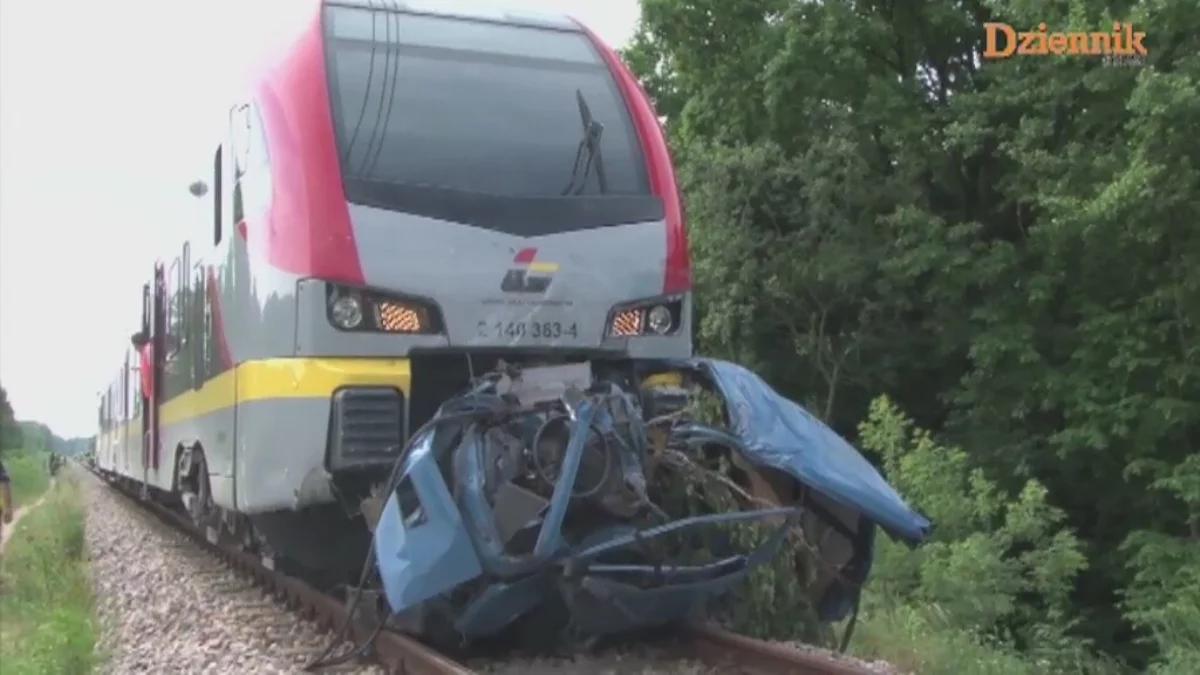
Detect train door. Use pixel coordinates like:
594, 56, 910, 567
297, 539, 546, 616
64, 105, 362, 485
136, 266, 166, 482
129, 349, 142, 477
136, 283, 150, 478
121, 351, 130, 474
151, 264, 165, 473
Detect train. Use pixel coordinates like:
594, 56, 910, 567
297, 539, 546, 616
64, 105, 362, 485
95, 0, 693, 583
94, 0, 931, 647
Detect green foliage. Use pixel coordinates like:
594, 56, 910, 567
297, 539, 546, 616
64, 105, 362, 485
1121, 454, 1200, 673
725, 524, 828, 644
852, 604, 1048, 675
0, 473, 97, 675
859, 397, 1092, 668
649, 393, 828, 642
3, 451, 51, 506
0, 385, 22, 451
56, 437, 94, 457
0, 392, 92, 458
1120, 529, 1200, 674
18, 421, 55, 454
627, 0, 1200, 667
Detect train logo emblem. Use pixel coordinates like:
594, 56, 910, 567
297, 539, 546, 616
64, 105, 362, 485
501, 248, 559, 293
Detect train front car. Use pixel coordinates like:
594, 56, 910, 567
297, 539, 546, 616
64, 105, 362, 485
202, 0, 929, 648
219, 1, 692, 582
312, 2, 692, 377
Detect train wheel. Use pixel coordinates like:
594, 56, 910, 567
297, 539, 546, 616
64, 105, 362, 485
180, 449, 218, 535
226, 512, 258, 553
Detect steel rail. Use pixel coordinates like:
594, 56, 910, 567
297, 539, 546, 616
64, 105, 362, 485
86, 465, 470, 675
685, 623, 876, 675
82, 461, 876, 675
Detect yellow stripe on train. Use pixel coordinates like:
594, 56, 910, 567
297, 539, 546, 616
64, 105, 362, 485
159, 358, 412, 426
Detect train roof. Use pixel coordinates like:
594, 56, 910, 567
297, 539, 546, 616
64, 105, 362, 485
324, 0, 578, 32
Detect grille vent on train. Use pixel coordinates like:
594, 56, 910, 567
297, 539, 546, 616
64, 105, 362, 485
328, 387, 405, 471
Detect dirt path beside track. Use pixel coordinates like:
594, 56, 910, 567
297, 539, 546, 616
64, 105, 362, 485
0, 478, 55, 556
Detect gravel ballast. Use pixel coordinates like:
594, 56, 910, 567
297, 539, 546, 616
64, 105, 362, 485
783, 640, 904, 675
83, 472, 900, 674
84, 474, 380, 674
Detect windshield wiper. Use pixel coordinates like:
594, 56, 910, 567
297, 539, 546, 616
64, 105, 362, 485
561, 89, 608, 196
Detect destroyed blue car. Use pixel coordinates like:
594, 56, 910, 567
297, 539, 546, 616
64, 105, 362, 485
369, 358, 931, 647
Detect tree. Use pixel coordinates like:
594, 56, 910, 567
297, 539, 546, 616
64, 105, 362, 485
626, 0, 1200, 666
0, 385, 23, 451
19, 421, 54, 452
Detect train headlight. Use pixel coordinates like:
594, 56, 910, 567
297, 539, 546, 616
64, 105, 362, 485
326, 283, 443, 335
647, 305, 673, 335
606, 297, 683, 337
331, 294, 364, 329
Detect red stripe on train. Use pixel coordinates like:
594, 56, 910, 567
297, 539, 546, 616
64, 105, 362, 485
575, 22, 692, 296
255, 5, 365, 286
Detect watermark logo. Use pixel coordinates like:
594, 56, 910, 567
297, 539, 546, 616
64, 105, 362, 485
984, 22, 1146, 65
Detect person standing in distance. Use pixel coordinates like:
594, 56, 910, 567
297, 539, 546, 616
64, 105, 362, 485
0, 459, 12, 538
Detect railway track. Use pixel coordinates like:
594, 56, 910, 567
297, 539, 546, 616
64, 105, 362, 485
84, 462, 879, 675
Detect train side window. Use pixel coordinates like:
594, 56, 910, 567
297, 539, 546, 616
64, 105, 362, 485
192, 263, 207, 388
226, 102, 271, 226
231, 104, 251, 178
166, 258, 181, 359
202, 272, 213, 378
179, 244, 190, 354
132, 367, 141, 418
213, 146, 223, 245
243, 103, 273, 218
228, 104, 250, 226
220, 138, 237, 237
141, 282, 151, 337
122, 355, 129, 421
250, 104, 270, 168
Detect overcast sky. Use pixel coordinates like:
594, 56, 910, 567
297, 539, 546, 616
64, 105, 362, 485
0, 0, 642, 438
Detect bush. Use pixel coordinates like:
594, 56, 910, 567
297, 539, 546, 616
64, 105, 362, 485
853, 396, 1105, 673
1121, 454, 1200, 674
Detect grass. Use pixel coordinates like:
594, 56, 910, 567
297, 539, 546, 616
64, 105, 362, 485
844, 603, 1126, 675
4, 450, 51, 505
0, 470, 98, 674
847, 604, 1046, 675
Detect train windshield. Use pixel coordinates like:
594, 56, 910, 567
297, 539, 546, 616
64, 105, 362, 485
323, 6, 661, 232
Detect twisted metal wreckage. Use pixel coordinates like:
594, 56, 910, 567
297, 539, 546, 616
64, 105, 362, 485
365, 358, 933, 648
